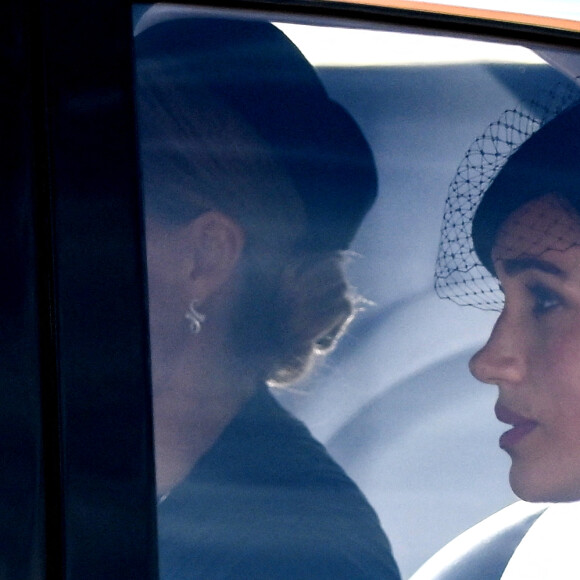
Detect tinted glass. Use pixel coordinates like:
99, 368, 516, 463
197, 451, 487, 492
133, 5, 580, 578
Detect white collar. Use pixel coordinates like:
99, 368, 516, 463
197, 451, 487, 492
502, 501, 580, 579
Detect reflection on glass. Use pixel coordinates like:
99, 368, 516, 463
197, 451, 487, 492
133, 3, 578, 578
134, 5, 400, 579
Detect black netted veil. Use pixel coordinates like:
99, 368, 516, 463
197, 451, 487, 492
435, 83, 580, 310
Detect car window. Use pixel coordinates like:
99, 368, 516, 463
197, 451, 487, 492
132, 5, 580, 578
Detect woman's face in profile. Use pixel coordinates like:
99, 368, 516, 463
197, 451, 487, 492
470, 193, 580, 502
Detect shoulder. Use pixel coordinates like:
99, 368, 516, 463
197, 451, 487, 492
159, 386, 401, 579
194, 385, 357, 486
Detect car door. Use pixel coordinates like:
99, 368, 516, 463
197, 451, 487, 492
0, 1, 157, 577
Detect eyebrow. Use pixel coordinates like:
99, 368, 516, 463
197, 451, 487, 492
501, 256, 566, 278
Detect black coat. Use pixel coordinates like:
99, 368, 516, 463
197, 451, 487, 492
158, 385, 401, 579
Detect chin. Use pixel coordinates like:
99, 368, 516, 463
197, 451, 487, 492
510, 468, 580, 503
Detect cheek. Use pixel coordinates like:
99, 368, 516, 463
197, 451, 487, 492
526, 321, 580, 440
534, 330, 580, 448
146, 247, 173, 320
534, 331, 580, 400
530, 311, 580, 381
145, 234, 190, 339
511, 342, 580, 502
546, 321, 580, 378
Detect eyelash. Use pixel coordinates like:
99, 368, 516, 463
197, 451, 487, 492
527, 283, 562, 316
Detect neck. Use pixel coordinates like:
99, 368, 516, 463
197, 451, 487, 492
152, 332, 258, 498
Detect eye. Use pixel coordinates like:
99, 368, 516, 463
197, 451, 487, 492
527, 283, 562, 316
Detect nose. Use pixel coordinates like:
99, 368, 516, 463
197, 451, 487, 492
469, 310, 526, 385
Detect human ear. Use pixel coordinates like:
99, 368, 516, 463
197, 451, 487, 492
187, 211, 245, 301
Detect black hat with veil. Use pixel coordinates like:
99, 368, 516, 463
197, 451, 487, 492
435, 82, 580, 310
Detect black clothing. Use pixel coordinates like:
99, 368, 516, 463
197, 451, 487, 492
158, 385, 401, 579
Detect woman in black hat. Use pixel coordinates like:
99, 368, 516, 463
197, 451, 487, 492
436, 90, 580, 505
135, 7, 400, 579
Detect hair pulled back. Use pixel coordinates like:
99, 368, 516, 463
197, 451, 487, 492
137, 53, 360, 386
233, 250, 357, 386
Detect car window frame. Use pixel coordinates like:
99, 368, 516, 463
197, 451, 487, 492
6, 0, 158, 577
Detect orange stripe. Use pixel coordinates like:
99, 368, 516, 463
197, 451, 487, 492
324, 0, 580, 33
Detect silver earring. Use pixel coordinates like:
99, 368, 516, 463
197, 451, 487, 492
185, 300, 206, 334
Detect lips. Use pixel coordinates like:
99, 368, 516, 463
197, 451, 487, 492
495, 403, 538, 450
